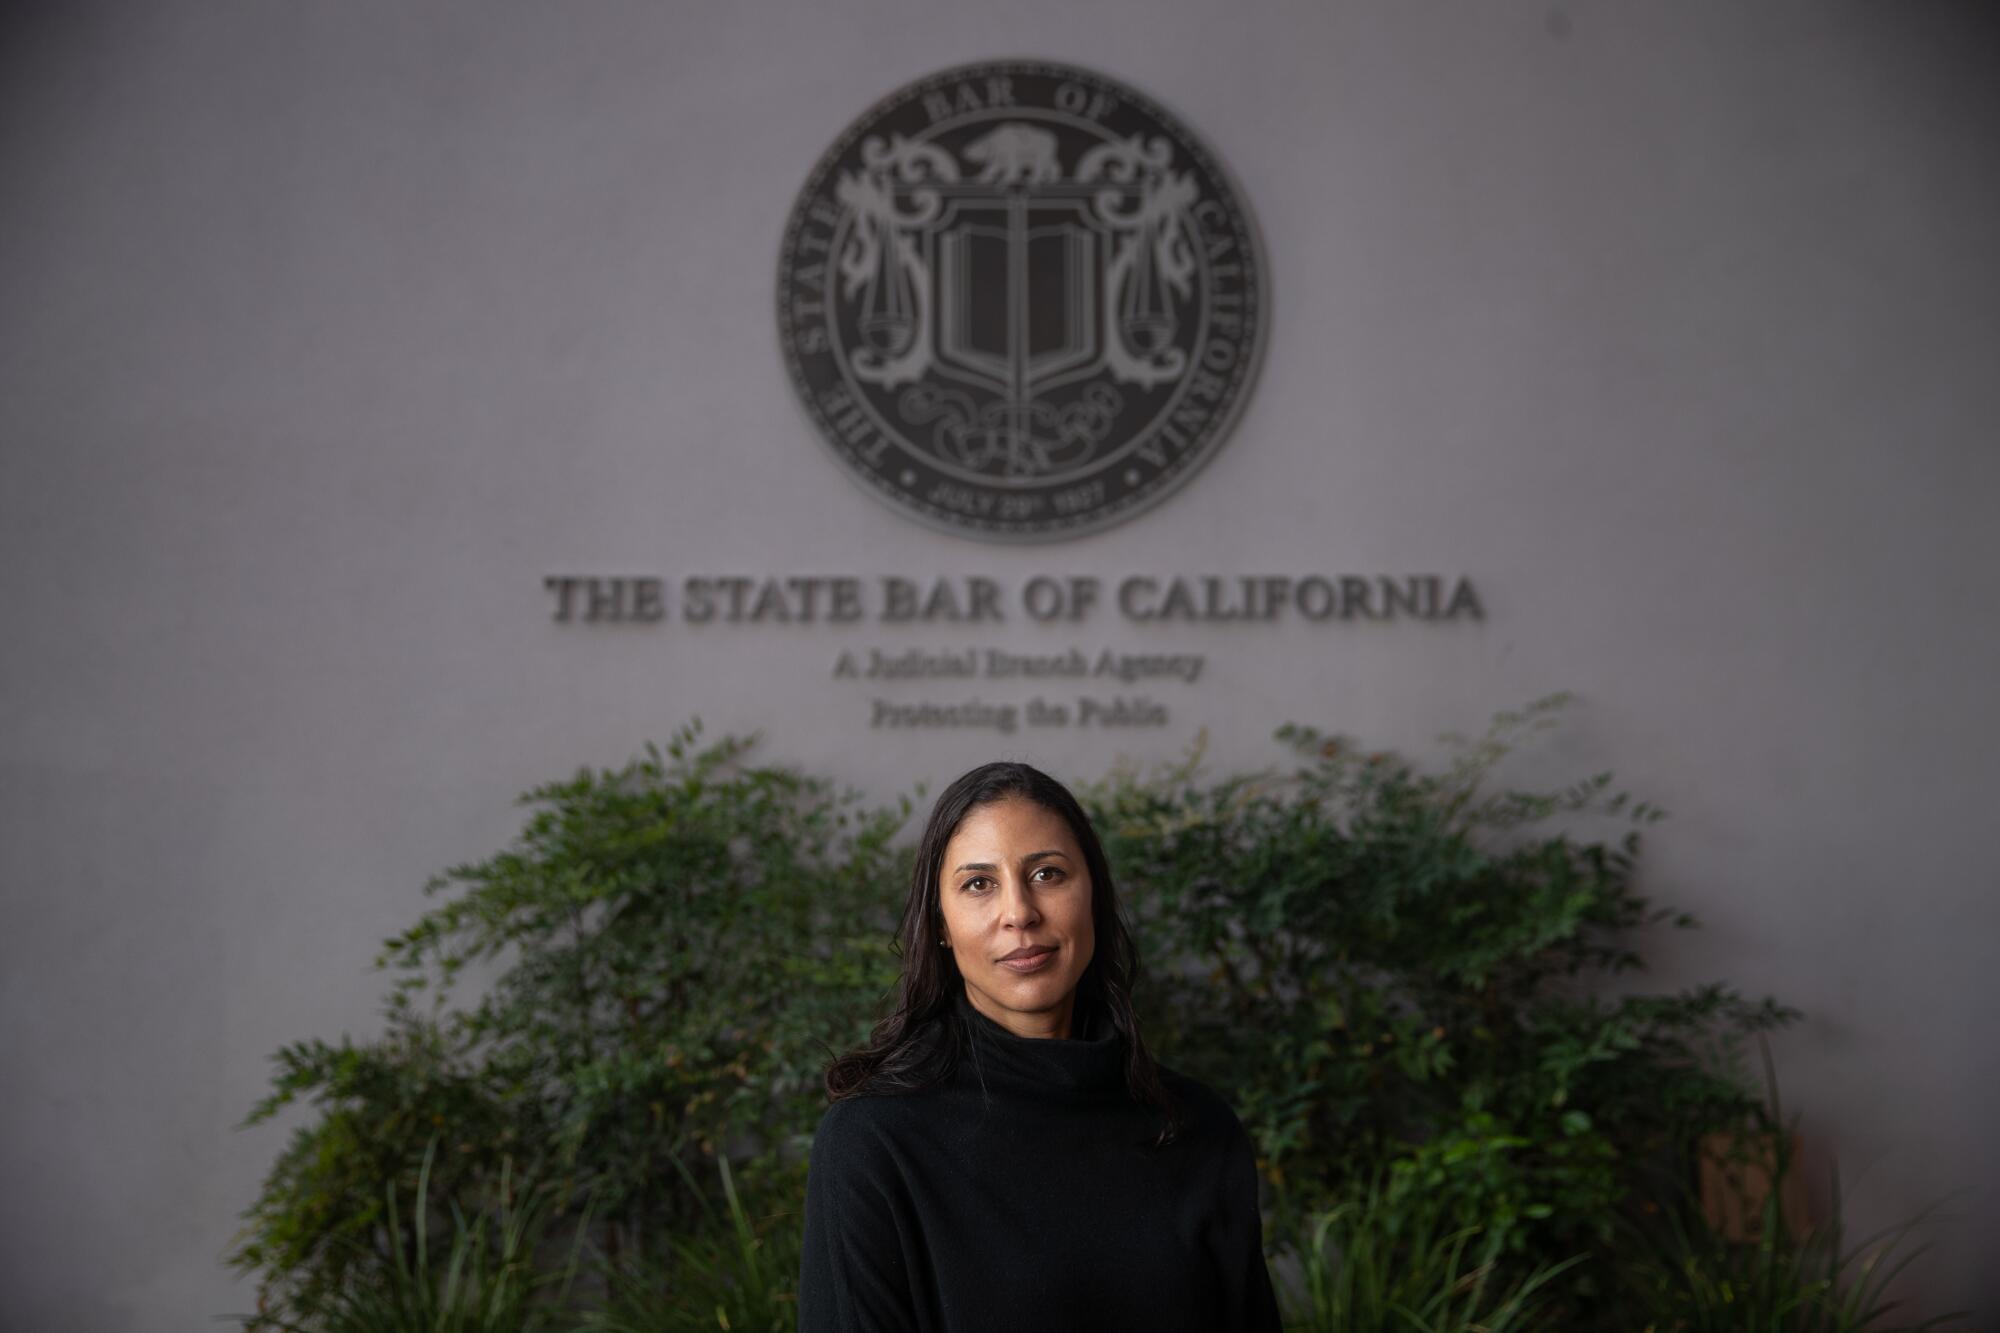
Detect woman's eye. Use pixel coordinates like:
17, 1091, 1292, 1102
1033, 866, 1063, 882
960, 877, 990, 894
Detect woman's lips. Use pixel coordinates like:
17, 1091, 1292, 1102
998, 947, 1056, 974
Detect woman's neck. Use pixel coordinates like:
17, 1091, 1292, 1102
951, 984, 1126, 1099
961, 981, 1077, 1039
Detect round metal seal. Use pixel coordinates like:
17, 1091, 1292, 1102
776, 60, 1266, 541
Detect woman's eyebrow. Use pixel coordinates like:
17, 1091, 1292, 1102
951, 850, 1070, 874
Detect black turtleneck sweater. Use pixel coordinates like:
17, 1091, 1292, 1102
797, 989, 1284, 1332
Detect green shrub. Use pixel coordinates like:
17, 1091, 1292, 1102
225, 699, 1961, 1328
227, 723, 908, 1325
1082, 692, 1797, 1311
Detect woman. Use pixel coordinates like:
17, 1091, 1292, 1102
797, 761, 1284, 1332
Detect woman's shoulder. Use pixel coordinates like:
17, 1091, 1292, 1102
1155, 1063, 1255, 1148
808, 1084, 943, 1158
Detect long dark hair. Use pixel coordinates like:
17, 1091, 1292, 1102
823, 760, 1183, 1148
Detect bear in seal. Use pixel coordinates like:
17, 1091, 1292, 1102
963, 123, 1062, 185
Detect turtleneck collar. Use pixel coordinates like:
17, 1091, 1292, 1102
952, 985, 1128, 1099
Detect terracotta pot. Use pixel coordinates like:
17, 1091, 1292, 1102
1698, 1129, 1811, 1242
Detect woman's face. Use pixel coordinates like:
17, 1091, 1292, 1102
937, 795, 1097, 1040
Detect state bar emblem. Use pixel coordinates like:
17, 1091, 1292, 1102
777, 60, 1267, 541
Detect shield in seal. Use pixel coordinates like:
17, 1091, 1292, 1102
777, 60, 1267, 542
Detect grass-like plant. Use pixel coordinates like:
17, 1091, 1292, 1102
1272, 1174, 1582, 1332
222, 1136, 586, 1333
1614, 1096, 1965, 1332
577, 1154, 801, 1333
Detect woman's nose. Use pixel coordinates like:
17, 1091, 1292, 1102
1000, 877, 1041, 928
